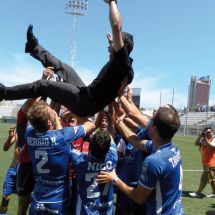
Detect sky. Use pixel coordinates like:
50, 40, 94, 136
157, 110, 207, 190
0, 0, 214, 110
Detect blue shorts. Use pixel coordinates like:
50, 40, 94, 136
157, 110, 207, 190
29, 198, 72, 215
3, 167, 17, 196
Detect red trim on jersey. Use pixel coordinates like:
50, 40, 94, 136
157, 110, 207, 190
17, 109, 31, 163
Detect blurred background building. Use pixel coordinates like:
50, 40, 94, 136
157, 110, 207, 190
132, 88, 141, 108
187, 75, 211, 110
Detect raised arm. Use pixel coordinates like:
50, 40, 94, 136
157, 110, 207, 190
78, 117, 97, 135
113, 102, 148, 152
115, 119, 148, 152
205, 136, 215, 148
123, 117, 139, 133
104, 0, 123, 52
119, 95, 149, 128
194, 135, 202, 146
3, 126, 17, 151
96, 169, 151, 204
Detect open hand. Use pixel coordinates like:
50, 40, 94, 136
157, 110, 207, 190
96, 169, 117, 184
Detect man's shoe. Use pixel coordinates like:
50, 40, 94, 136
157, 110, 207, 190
188, 192, 204, 198
25, 24, 38, 53
0, 83, 6, 102
206, 193, 215, 198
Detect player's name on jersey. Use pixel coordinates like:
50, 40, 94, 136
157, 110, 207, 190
87, 161, 114, 171
27, 137, 59, 147
168, 151, 181, 168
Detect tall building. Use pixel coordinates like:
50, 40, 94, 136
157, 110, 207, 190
187, 75, 211, 109
132, 88, 141, 108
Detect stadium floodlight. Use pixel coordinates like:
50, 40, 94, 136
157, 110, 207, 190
65, 0, 88, 68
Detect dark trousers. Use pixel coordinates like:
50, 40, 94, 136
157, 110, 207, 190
31, 44, 85, 87
1, 46, 132, 117
4, 44, 91, 116
4, 80, 93, 117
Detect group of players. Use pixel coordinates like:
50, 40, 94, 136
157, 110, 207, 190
0, 0, 184, 214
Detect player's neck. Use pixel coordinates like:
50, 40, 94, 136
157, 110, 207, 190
153, 137, 170, 150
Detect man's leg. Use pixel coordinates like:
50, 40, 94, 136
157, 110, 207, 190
196, 169, 208, 193
0, 166, 17, 214
25, 25, 85, 87
16, 163, 35, 215
31, 45, 85, 86
1, 80, 92, 117
17, 196, 31, 215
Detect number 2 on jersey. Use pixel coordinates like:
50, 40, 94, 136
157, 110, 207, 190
35, 150, 50, 174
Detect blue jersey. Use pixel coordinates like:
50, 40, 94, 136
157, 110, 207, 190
70, 143, 118, 215
117, 138, 145, 186
25, 125, 85, 203
139, 141, 184, 215
136, 125, 151, 140
117, 128, 152, 186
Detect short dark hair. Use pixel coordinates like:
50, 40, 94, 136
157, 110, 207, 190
152, 105, 180, 141
122, 32, 134, 54
27, 100, 51, 133
89, 130, 111, 159
100, 111, 111, 123
204, 126, 212, 131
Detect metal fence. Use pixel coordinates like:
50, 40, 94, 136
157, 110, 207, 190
178, 125, 215, 136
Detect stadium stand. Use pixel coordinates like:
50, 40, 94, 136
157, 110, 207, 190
179, 111, 215, 135
0, 101, 21, 123
180, 112, 215, 126
0, 106, 13, 117
11, 107, 21, 117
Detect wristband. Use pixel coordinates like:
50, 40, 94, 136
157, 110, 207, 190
116, 119, 123, 124
87, 117, 94, 123
109, 0, 117, 4
112, 177, 119, 185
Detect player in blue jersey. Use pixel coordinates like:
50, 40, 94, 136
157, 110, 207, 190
0, 126, 18, 215
70, 130, 118, 215
115, 127, 151, 215
97, 104, 184, 215
25, 100, 96, 215
114, 97, 151, 215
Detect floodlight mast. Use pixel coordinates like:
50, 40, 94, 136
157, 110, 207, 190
65, 0, 88, 68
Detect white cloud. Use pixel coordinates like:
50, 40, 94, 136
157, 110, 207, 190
75, 66, 95, 85
131, 68, 188, 109
139, 84, 187, 110
0, 53, 42, 86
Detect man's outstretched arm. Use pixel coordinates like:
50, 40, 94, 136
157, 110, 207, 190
105, 0, 124, 52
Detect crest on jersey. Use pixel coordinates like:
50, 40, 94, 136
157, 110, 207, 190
73, 126, 78, 134
140, 160, 149, 182
140, 170, 148, 183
